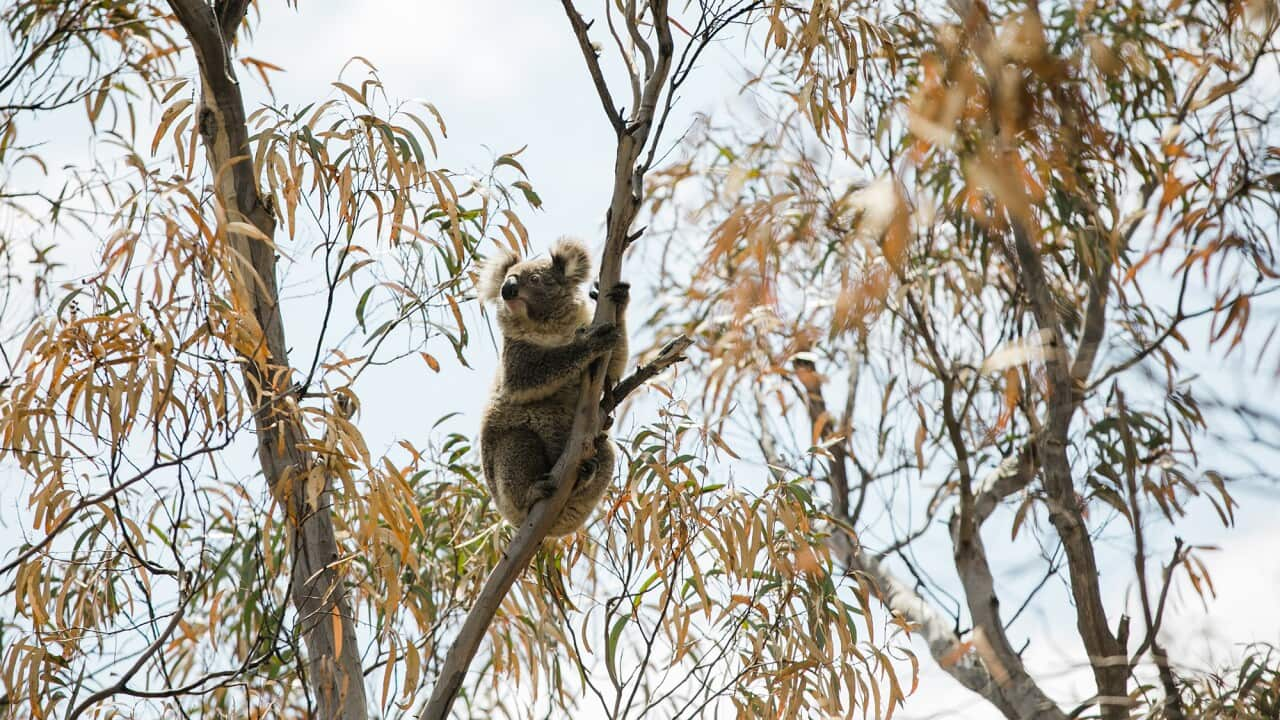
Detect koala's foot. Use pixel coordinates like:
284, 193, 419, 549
573, 433, 614, 493
576, 456, 599, 487
529, 473, 559, 505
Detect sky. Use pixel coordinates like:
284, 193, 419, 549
2, 3, 1279, 719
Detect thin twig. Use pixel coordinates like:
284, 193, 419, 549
0, 442, 231, 577
66, 573, 188, 720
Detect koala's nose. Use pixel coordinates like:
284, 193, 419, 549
500, 277, 519, 301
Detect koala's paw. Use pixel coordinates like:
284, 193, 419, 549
606, 282, 630, 307
586, 321, 620, 349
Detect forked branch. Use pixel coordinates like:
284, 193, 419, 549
791, 348, 1060, 718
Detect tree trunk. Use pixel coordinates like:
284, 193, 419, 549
166, 2, 370, 717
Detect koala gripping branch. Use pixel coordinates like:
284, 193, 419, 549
419, 3, 678, 716
419, 333, 690, 719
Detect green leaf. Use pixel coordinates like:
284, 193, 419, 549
605, 612, 630, 688
355, 286, 375, 332
513, 180, 542, 209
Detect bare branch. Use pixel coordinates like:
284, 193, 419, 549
604, 335, 692, 413
633, 0, 673, 137
605, 0, 642, 114
622, 0, 654, 78
562, 0, 626, 132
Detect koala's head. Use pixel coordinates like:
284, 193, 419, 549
479, 238, 593, 344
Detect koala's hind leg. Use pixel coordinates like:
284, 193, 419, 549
602, 282, 630, 414
548, 434, 616, 536
484, 428, 554, 527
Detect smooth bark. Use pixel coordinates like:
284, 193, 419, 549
166, 2, 369, 717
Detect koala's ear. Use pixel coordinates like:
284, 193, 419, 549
551, 237, 592, 286
478, 248, 519, 301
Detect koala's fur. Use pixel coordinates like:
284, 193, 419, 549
478, 238, 629, 536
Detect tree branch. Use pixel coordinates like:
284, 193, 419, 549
562, 0, 625, 132
840, 543, 1026, 718
944, 0, 1127, 708
744, 385, 1014, 711
1069, 235, 1112, 402
793, 346, 1061, 719
793, 354, 851, 517
604, 335, 693, 414
972, 441, 1037, 527
215, 0, 252, 42
1006, 219, 1127, 718
947, 504, 1066, 720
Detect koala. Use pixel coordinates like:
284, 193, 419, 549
478, 238, 629, 536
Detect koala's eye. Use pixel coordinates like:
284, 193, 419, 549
527, 274, 543, 286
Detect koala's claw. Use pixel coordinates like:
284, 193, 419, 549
606, 282, 630, 306
588, 321, 620, 347
590, 282, 630, 307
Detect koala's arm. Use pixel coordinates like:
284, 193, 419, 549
501, 324, 618, 403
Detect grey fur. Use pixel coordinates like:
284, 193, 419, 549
478, 238, 629, 536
